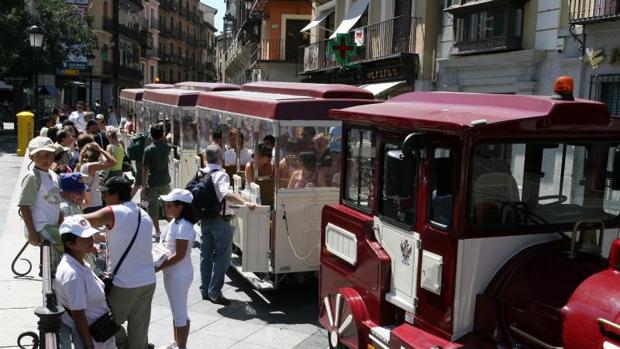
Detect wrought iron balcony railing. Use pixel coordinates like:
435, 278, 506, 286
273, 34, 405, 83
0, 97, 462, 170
569, 0, 620, 24
298, 16, 418, 74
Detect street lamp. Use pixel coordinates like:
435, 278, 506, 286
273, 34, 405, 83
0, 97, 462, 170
28, 25, 44, 117
86, 53, 95, 109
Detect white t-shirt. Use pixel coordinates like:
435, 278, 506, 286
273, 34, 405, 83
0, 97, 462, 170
160, 218, 195, 275
106, 201, 156, 288
19, 168, 61, 232
80, 163, 102, 208
202, 163, 235, 215
107, 112, 119, 127
69, 111, 86, 132
223, 147, 252, 167
54, 254, 110, 326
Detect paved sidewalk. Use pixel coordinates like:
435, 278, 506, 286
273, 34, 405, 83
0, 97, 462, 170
0, 135, 328, 349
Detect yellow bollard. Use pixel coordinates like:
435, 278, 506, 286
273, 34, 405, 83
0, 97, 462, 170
16, 111, 34, 156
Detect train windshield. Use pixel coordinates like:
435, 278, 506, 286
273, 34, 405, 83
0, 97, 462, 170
469, 141, 620, 228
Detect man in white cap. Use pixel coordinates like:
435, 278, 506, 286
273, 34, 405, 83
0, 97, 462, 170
18, 136, 63, 268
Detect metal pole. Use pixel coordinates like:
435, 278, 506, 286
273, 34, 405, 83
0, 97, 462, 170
33, 52, 38, 120
89, 66, 93, 109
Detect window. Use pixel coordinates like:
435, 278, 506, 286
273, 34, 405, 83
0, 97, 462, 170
590, 74, 620, 117
429, 147, 455, 227
448, 0, 525, 55
380, 141, 417, 227
469, 141, 620, 229
344, 128, 376, 211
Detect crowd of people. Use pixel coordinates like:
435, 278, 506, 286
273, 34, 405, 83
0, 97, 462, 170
18, 101, 255, 349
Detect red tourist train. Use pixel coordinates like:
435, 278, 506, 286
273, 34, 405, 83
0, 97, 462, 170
319, 77, 620, 349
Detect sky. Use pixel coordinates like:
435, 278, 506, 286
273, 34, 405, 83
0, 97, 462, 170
201, 0, 225, 32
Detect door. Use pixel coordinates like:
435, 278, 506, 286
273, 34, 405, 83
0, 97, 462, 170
393, 0, 413, 53
285, 19, 310, 62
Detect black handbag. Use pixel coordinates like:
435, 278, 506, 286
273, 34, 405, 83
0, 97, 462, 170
99, 209, 142, 295
89, 311, 122, 342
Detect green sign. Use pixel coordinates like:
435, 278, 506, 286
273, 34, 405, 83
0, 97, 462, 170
328, 33, 357, 65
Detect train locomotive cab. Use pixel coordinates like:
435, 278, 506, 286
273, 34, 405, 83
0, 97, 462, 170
320, 79, 620, 349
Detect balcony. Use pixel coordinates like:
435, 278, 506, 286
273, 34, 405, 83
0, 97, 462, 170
569, 0, 620, 24
253, 39, 291, 62
299, 16, 418, 74
119, 66, 143, 80
119, 22, 142, 42
145, 47, 159, 58
160, 0, 177, 11
150, 19, 159, 31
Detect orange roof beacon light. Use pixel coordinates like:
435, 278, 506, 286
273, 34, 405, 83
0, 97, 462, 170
552, 75, 575, 101
155, 77, 160, 83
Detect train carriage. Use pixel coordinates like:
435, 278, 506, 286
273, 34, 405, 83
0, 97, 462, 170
319, 77, 620, 349
195, 81, 376, 289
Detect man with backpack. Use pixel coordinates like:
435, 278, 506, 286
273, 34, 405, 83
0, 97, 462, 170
141, 124, 170, 240
186, 144, 254, 305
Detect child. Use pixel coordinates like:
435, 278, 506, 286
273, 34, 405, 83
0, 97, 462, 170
18, 136, 63, 270
156, 189, 197, 349
59, 173, 104, 275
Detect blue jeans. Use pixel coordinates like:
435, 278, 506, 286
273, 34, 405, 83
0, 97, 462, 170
199, 216, 233, 298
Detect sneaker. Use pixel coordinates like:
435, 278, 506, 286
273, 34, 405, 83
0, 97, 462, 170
208, 294, 231, 305
156, 342, 178, 349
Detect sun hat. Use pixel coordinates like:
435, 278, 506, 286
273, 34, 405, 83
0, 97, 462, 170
60, 215, 99, 238
27, 136, 56, 156
95, 114, 104, 120
160, 188, 193, 204
60, 173, 88, 192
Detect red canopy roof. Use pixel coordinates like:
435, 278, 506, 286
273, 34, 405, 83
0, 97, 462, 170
197, 89, 377, 120
330, 92, 612, 134
143, 88, 201, 107
119, 88, 144, 101
240, 81, 374, 100
174, 81, 240, 92
144, 83, 175, 89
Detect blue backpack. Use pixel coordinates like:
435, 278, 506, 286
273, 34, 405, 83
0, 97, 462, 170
185, 169, 225, 220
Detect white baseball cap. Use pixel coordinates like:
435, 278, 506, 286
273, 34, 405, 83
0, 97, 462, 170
60, 216, 99, 238
27, 136, 56, 156
160, 188, 193, 204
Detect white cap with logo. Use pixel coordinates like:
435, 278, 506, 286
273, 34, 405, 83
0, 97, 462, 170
60, 216, 99, 238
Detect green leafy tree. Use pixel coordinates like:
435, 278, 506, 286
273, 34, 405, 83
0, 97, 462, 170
0, 0, 96, 78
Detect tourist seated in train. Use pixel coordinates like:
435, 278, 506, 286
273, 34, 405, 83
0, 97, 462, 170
288, 151, 326, 189
123, 114, 134, 134
278, 139, 300, 188
314, 132, 330, 159
245, 143, 274, 185
319, 140, 341, 187
223, 128, 252, 167
298, 127, 319, 156
212, 129, 224, 148
182, 121, 198, 150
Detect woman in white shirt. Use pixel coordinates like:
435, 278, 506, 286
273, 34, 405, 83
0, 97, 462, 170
156, 189, 196, 349
54, 215, 116, 349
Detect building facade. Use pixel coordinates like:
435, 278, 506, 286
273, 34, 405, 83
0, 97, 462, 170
140, 0, 161, 86
222, 0, 312, 84
199, 3, 218, 82
158, 0, 215, 84
297, 0, 438, 98
435, 0, 620, 116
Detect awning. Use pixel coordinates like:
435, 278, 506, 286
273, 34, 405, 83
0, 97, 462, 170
0, 81, 12, 91
359, 80, 408, 96
329, 0, 369, 39
300, 8, 335, 32
38, 85, 60, 97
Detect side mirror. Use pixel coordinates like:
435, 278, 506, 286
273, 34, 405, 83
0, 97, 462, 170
402, 132, 425, 156
384, 150, 414, 197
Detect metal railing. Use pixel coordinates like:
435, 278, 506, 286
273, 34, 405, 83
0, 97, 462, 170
299, 16, 418, 74
590, 74, 620, 117
569, 0, 620, 24
145, 47, 159, 58
119, 22, 142, 42
150, 19, 159, 30
254, 39, 292, 62
103, 17, 114, 32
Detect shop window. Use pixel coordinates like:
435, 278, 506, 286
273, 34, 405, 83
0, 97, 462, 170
448, 0, 526, 55
344, 128, 376, 211
429, 147, 455, 228
590, 74, 620, 117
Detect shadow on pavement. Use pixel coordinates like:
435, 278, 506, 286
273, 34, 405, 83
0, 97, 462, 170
0, 131, 17, 156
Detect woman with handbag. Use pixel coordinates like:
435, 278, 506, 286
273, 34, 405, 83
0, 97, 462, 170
155, 189, 197, 349
54, 215, 119, 349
